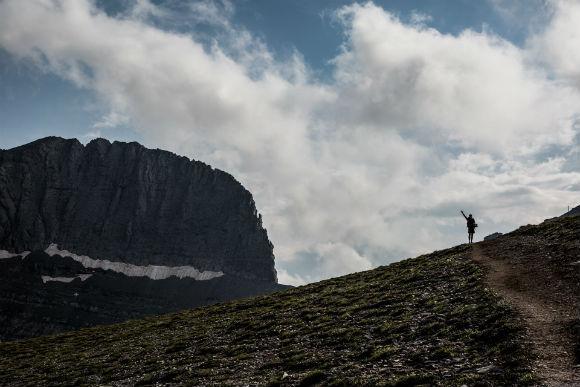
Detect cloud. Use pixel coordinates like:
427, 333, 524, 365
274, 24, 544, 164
187, 0, 234, 28
332, 3, 579, 155
0, 0, 578, 285
488, 0, 552, 32
92, 111, 128, 129
409, 10, 432, 26
276, 242, 373, 285
129, 0, 168, 21
528, 0, 580, 88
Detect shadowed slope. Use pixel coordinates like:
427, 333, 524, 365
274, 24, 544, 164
0, 242, 537, 385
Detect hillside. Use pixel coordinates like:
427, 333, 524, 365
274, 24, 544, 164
1, 215, 578, 386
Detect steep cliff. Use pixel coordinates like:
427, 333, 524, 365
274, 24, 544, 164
0, 136, 276, 282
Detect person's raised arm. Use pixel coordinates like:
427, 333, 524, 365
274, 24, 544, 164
460, 210, 468, 220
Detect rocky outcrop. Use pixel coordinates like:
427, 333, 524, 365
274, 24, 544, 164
0, 137, 276, 282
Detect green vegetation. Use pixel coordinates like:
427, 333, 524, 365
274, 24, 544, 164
0, 244, 535, 386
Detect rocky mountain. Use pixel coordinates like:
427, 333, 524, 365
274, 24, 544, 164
0, 137, 286, 341
0, 136, 276, 281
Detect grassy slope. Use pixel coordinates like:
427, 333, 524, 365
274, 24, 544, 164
0, 242, 535, 386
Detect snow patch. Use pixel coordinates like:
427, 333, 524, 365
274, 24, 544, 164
1, 244, 224, 280
0, 250, 30, 259
44, 244, 223, 280
78, 274, 93, 281
41, 274, 93, 284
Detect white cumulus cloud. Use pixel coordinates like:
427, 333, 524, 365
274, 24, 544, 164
528, 0, 580, 88
0, 0, 578, 285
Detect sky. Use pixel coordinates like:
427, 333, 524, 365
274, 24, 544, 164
0, 0, 579, 285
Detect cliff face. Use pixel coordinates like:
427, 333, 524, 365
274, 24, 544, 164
0, 137, 276, 282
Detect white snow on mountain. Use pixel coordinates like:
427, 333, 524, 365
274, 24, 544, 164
41, 274, 93, 284
0, 244, 223, 281
0, 250, 30, 259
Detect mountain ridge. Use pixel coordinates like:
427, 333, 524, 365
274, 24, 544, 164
0, 136, 276, 281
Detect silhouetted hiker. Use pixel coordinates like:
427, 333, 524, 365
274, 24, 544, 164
461, 210, 477, 244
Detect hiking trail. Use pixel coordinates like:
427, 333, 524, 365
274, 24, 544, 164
472, 244, 580, 386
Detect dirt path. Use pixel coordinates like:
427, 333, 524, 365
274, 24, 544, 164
471, 244, 579, 386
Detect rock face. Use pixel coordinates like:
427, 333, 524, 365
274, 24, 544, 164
0, 136, 276, 281
0, 137, 287, 341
